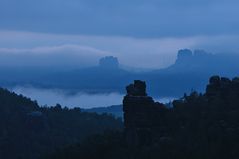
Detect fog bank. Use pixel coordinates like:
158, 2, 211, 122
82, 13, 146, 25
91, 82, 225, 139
11, 87, 175, 108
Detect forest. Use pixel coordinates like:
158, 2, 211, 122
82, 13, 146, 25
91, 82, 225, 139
1, 75, 239, 158
0, 88, 122, 159
1, 0, 238, 158
47, 76, 239, 159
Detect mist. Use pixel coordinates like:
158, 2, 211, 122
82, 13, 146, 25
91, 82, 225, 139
12, 87, 123, 108
1, 31, 239, 69
11, 86, 174, 108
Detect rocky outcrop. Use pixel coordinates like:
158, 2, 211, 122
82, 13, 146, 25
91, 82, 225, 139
99, 56, 119, 69
177, 49, 193, 60
126, 80, 147, 96
206, 76, 239, 99
123, 80, 166, 146
175, 49, 212, 65
123, 76, 239, 150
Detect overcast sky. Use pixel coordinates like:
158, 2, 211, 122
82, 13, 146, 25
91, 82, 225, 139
0, 0, 239, 68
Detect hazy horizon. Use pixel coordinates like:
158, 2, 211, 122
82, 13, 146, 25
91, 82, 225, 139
10, 86, 175, 108
1, 1, 239, 159
1, 0, 239, 107
1, 0, 239, 69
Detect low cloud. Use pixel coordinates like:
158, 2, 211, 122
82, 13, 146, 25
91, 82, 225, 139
1, 0, 239, 37
0, 31, 199, 69
0, 31, 239, 69
12, 86, 124, 108
0, 44, 108, 55
11, 86, 175, 108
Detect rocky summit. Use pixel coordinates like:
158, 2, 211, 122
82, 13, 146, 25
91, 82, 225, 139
123, 77, 239, 159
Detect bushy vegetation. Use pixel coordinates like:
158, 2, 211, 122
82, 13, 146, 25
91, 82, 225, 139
48, 76, 239, 159
0, 88, 123, 159
2, 75, 239, 159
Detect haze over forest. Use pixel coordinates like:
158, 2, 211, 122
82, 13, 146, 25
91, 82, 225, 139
1, 1, 239, 159
1, 49, 239, 108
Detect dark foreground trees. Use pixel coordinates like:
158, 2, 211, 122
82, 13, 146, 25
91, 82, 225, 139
48, 76, 239, 159
0, 88, 123, 159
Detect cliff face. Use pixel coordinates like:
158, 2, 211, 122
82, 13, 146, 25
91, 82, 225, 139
99, 56, 119, 69
206, 76, 239, 98
123, 77, 239, 156
123, 80, 166, 146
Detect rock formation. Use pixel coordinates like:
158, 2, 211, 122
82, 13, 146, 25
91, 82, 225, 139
123, 76, 239, 151
123, 80, 166, 147
206, 75, 239, 99
99, 56, 119, 69
177, 49, 193, 60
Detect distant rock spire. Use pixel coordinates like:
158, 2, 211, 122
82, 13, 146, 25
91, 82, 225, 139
99, 56, 119, 69
177, 49, 193, 59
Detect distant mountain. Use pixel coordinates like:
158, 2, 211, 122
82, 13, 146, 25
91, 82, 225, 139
83, 105, 123, 118
83, 103, 172, 119
157, 49, 239, 75
17, 56, 135, 93
142, 49, 239, 96
1, 51, 239, 97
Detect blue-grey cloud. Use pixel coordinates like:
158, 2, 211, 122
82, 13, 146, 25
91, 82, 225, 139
11, 86, 175, 108
12, 86, 124, 108
1, 0, 238, 37
1, 31, 239, 69
0, 44, 108, 69
0, 31, 202, 68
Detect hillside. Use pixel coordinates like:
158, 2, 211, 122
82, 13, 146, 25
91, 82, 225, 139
0, 88, 123, 159
47, 76, 239, 159
83, 105, 123, 118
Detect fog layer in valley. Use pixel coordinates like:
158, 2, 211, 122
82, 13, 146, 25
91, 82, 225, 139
11, 87, 174, 108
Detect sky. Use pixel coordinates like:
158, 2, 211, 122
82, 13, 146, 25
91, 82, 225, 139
0, 0, 239, 68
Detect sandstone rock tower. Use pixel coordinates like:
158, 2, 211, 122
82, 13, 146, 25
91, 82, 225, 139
123, 80, 165, 147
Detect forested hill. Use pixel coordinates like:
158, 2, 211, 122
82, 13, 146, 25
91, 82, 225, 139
83, 105, 123, 118
0, 87, 123, 159
47, 76, 239, 159
0, 87, 39, 112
